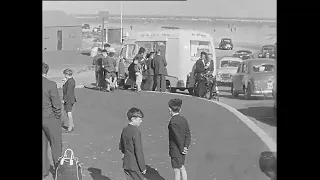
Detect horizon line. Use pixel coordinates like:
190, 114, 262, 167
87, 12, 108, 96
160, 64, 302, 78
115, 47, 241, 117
55, 11, 275, 20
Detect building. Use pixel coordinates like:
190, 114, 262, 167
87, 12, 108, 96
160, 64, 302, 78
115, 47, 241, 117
43, 11, 82, 51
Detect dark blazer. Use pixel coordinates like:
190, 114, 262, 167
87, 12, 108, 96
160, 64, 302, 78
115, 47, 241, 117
194, 58, 207, 80
62, 77, 77, 104
92, 54, 103, 72
153, 54, 167, 75
119, 124, 146, 172
168, 114, 191, 158
146, 57, 154, 76
42, 76, 61, 119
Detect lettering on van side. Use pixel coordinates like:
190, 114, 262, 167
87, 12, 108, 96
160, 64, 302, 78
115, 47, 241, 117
191, 33, 207, 38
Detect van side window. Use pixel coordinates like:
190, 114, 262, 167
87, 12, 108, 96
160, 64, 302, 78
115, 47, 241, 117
242, 63, 247, 73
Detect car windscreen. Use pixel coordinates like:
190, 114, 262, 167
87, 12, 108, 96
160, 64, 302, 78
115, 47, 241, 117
220, 60, 241, 68
236, 51, 251, 54
252, 63, 275, 72
222, 39, 231, 42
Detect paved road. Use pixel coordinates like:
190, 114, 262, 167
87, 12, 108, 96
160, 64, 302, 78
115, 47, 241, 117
57, 88, 270, 180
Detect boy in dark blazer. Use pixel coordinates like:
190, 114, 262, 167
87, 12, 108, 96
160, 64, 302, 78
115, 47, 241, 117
168, 98, 191, 180
62, 68, 77, 132
119, 107, 147, 180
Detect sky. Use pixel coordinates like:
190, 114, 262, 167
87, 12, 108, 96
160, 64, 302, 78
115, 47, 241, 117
42, 0, 276, 19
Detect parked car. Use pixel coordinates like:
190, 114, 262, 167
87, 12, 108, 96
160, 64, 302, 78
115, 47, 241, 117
216, 57, 243, 84
232, 50, 254, 60
219, 38, 233, 50
258, 45, 276, 59
231, 58, 276, 99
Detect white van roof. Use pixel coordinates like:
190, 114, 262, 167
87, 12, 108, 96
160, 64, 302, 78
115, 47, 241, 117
136, 29, 213, 41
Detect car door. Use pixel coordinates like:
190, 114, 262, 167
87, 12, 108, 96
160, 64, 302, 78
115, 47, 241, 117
233, 63, 243, 91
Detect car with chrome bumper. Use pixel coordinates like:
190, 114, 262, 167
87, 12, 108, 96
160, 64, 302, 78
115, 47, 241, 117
232, 50, 254, 60
216, 57, 242, 84
219, 38, 233, 50
231, 58, 276, 99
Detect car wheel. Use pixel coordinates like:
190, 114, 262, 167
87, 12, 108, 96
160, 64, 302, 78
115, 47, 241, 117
244, 84, 252, 99
231, 83, 239, 97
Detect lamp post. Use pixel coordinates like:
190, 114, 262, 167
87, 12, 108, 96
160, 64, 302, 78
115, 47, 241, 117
98, 11, 109, 47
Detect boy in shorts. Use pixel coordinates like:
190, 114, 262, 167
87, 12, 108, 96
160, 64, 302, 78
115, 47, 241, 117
119, 107, 147, 180
62, 68, 77, 132
168, 98, 191, 180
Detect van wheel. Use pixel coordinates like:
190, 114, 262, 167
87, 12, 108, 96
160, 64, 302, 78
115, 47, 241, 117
231, 83, 238, 97
170, 88, 177, 93
244, 84, 252, 99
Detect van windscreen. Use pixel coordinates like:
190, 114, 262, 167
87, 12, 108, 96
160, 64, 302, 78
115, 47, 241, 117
137, 41, 166, 56
190, 40, 212, 58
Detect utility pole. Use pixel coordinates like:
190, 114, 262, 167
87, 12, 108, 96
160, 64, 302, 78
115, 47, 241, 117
120, 3, 123, 44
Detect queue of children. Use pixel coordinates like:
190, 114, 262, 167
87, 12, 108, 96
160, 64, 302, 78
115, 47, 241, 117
119, 98, 191, 180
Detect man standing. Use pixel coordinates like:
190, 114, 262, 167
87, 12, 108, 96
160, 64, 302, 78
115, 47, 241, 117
194, 52, 209, 97
146, 52, 155, 91
153, 49, 168, 92
92, 48, 103, 86
42, 62, 62, 179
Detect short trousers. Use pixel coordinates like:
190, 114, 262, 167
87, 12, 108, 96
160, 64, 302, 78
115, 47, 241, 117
64, 102, 74, 112
124, 169, 146, 180
171, 155, 186, 169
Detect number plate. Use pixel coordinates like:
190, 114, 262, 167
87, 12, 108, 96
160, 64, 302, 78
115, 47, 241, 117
267, 82, 273, 89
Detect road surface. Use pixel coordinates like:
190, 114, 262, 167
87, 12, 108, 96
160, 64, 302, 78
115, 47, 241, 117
56, 88, 271, 180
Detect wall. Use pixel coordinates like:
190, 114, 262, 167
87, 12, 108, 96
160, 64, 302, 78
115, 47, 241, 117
43, 26, 82, 51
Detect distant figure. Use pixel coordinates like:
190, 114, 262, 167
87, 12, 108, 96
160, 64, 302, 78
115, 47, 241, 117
146, 52, 155, 91
127, 62, 137, 90
130, 25, 133, 30
62, 68, 77, 132
152, 49, 168, 92
134, 58, 143, 92
103, 48, 117, 91
119, 107, 147, 179
92, 48, 103, 86
233, 24, 236, 32
213, 29, 216, 32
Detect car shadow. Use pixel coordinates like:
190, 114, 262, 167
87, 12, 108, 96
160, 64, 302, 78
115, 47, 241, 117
144, 165, 166, 180
87, 167, 112, 180
237, 106, 277, 127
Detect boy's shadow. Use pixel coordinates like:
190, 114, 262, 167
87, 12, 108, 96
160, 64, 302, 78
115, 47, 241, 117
144, 165, 166, 180
87, 167, 111, 180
